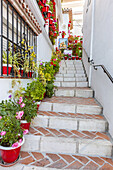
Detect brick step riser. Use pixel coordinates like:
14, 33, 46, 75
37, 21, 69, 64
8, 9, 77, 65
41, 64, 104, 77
54, 89, 93, 98
32, 115, 107, 132
22, 135, 112, 157
39, 102, 102, 115
54, 81, 88, 87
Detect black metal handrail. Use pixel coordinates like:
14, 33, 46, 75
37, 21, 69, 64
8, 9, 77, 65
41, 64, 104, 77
93, 65, 113, 83
82, 47, 113, 83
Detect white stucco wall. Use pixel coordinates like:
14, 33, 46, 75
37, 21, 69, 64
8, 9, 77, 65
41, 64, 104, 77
83, 0, 113, 137
0, 79, 31, 102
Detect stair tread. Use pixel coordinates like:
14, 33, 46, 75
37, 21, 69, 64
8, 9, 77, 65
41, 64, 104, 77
55, 87, 92, 90
42, 96, 101, 107
29, 126, 111, 141
19, 151, 113, 169
37, 111, 105, 120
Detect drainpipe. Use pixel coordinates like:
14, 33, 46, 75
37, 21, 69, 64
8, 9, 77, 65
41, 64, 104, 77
89, 0, 95, 87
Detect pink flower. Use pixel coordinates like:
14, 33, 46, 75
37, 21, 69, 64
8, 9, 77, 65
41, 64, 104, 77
19, 97, 23, 104
53, 59, 56, 61
16, 111, 24, 120
1, 131, 6, 136
20, 103, 25, 108
23, 129, 29, 135
0, 116, 2, 119
19, 139, 23, 143
12, 142, 19, 148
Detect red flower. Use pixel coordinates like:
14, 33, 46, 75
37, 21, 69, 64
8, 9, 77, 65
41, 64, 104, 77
54, 64, 56, 66
51, 62, 53, 65
69, 21, 71, 23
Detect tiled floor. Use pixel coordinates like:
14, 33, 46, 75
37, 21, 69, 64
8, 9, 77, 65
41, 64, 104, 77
37, 111, 105, 120
29, 126, 110, 141
19, 151, 113, 169
42, 96, 100, 106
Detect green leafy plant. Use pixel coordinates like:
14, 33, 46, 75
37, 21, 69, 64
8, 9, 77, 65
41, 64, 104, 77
0, 113, 23, 147
24, 78, 46, 102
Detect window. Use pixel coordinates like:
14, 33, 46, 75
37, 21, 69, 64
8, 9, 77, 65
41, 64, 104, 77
0, 0, 37, 77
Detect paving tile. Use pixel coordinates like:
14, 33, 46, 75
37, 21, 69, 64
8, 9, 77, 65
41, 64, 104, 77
88, 156, 104, 165
46, 153, 60, 161
48, 159, 67, 169
83, 161, 99, 169
32, 158, 50, 167
19, 156, 35, 165
65, 161, 83, 169
73, 155, 89, 164
31, 152, 44, 160
59, 154, 75, 163
20, 151, 30, 159
99, 163, 113, 170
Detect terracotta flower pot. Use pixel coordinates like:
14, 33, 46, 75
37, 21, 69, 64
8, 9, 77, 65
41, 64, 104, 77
20, 120, 30, 130
0, 137, 24, 163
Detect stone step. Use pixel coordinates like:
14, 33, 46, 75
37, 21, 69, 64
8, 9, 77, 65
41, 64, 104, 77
54, 81, 88, 87
60, 67, 84, 71
54, 87, 93, 98
22, 127, 112, 157
18, 151, 113, 169
39, 96, 102, 115
56, 73, 86, 78
32, 111, 107, 132
55, 77, 87, 82
59, 70, 85, 74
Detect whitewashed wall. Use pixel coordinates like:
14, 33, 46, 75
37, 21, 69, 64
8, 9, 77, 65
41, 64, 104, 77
83, 0, 113, 137
0, 79, 31, 102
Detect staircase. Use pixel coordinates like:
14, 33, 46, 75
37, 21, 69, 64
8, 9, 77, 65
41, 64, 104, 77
18, 60, 113, 170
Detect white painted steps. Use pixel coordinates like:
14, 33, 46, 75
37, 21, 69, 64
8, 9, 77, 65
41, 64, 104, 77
21, 127, 112, 157
54, 87, 93, 98
32, 111, 108, 132
39, 97, 102, 115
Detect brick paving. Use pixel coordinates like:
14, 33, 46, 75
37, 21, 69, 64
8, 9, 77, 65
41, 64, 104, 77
19, 151, 113, 169
29, 126, 110, 141
38, 111, 105, 120
42, 96, 100, 106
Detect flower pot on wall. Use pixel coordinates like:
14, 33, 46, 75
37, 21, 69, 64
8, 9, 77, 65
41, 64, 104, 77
76, 56, 79, 60
47, 11, 52, 18
62, 35, 65, 38
72, 56, 75, 60
3, 64, 12, 75
0, 137, 24, 163
36, 101, 41, 111
20, 120, 30, 130
45, 4, 49, 12
68, 57, 72, 60
64, 56, 67, 60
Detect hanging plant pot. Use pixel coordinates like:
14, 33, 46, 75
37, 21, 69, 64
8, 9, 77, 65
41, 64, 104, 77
20, 120, 30, 130
0, 137, 25, 163
2, 64, 12, 75
49, 19, 53, 25
76, 56, 79, 60
42, 0, 46, 4
47, 11, 52, 18
64, 56, 67, 60
72, 56, 75, 60
45, 4, 49, 12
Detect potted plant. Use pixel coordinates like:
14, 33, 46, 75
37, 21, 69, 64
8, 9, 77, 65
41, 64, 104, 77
0, 113, 25, 163
61, 31, 66, 38
72, 56, 76, 60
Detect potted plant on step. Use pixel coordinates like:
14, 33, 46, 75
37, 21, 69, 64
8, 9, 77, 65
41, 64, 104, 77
0, 112, 25, 164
